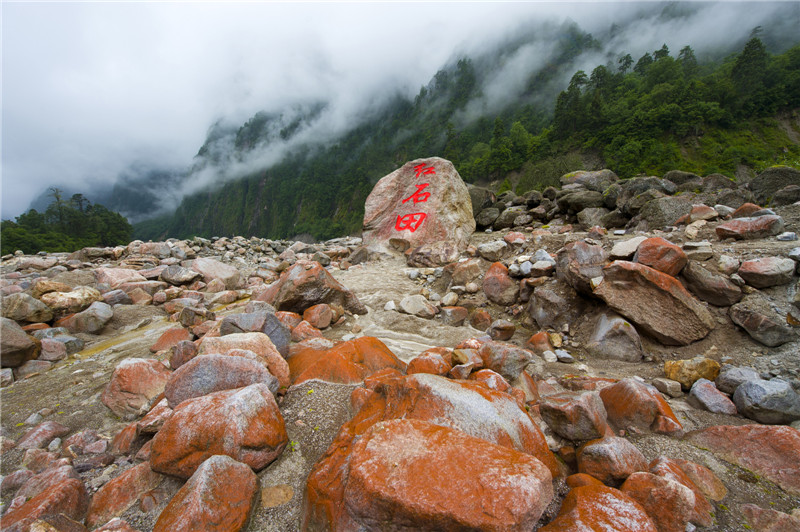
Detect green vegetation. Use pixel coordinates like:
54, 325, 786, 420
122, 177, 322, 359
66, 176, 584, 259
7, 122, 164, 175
135, 34, 800, 242
1, 188, 132, 255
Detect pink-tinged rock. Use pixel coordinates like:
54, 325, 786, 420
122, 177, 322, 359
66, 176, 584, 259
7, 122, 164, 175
681, 260, 743, 307
333, 419, 553, 531
556, 240, 609, 295
439, 306, 468, 326
539, 485, 657, 532
650, 456, 713, 526
730, 296, 796, 347
406, 241, 461, 267
737, 256, 796, 288
94, 268, 147, 289
197, 332, 289, 390
86, 463, 163, 528
488, 319, 515, 341
620, 472, 696, 532
478, 340, 534, 381
256, 260, 367, 315
84, 439, 109, 454
362, 157, 474, 253
673, 458, 727, 502
577, 435, 648, 485
504, 231, 527, 246
633, 237, 688, 276
110, 423, 139, 456
169, 340, 198, 370
540, 391, 611, 441
164, 353, 279, 408
406, 352, 451, 376
276, 311, 302, 330
153, 455, 259, 532
469, 309, 492, 330
742, 504, 800, 532
1, 317, 38, 368
594, 261, 715, 345
150, 328, 192, 353
715, 215, 784, 239
40, 287, 103, 316
0, 478, 89, 532
136, 399, 172, 435
302, 303, 332, 329
39, 339, 68, 362
127, 288, 153, 305
291, 320, 324, 342
686, 204, 718, 223
689, 378, 737, 415
16, 421, 70, 450
483, 262, 519, 306
732, 202, 763, 218
101, 358, 172, 420
15, 359, 52, 378
1, 470, 34, 493
21, 449, 62, 472
149, 383, 287, 479
15, 465, 79, 501
687, 425, 800, 496
599, 378, 683, 436
30, 279, 73, 299
189, 257, 240, 290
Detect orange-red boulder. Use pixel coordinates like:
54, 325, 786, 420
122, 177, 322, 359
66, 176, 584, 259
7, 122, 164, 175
687, 424, 800, 496
633, 237, 687, 276
153, 455, 259, 532
290, 320, 324, 342
673, 458, 727, 502
599, 378, 683, 435
620, 472, 695, 532
302, 303, 333, 329
312, 419, 552, 531
0, 478, 89, 532
149, 383, 287, 479
289, 336, 406, 385
406, 352, 451, 376
539, 485, 657, 532
101, 358, 172, 420
478, 340, 534, 381
742, 503, 800, 532
539, 391, 611, 441
715, 214, 784, 240
483, 262, 519, 306
149, 328, 192, 353
650, 456, 713, 526
15, 465, 79, 501
197, 332, 289, 390
86, 463, 163, 528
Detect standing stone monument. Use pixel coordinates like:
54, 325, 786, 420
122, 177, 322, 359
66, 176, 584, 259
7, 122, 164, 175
362, 157, 475, 253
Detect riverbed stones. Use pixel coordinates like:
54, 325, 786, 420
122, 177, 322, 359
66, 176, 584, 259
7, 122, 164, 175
732, 378, 800, 424
715, 215, 785, 240
1, 293, 53, 323
101, 358, 172, 420
362, 157, 475, 253
1, 317, 38, 367
190, 257, 240, 290
737, 256, 796, 288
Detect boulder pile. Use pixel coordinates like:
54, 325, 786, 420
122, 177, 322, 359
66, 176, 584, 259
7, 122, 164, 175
1, 162, 799, 531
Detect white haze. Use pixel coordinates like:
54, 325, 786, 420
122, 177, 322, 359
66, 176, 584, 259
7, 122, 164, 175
2, 1, 797, 220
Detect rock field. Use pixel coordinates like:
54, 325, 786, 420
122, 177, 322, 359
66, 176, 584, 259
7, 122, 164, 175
2, 165, 800, 531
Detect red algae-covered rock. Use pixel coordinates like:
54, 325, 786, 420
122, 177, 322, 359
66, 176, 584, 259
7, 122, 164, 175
15, 465, 79, 501
620, 472, 696, 532
577, 436, 648, 485
255, 260, 366, 315
539, 391, 611, 441
539, 485, 657, 532
565, 473, 605, 488
737, 256, 796, 288
101, 358, 172, 420
149, 383, 287, 479
0, 478, 89, 532
469, 368, 512, 393
716, 215, 784, 239
674, 458, 728, 502
406, 352, 451, 376
687, 425, 800, 496
340, 419, 553, 531
86, 463, 163, 528
477, 340, 534, 381
290, 320, 324, 342
633, 237, 687, 276
599, 378, 683, 435
149, 328, 192, 353
197, 332, 289, 390
362, 157, 474, 253
594, 261, 715, 345
483, 262, 519, 306
153, 455, 259, 532
650, 456, 713, 526
289, 336, 406, 385
742, 504, 800, 532
16, 421, 70, 450
302, 303, 333, 329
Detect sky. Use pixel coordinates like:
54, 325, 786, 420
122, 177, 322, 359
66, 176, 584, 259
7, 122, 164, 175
2, 1, 797, 220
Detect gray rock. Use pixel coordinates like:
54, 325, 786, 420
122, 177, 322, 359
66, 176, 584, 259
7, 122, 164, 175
1, 293, 53, 323
1, 317, 37, 368
777, 232, 798, 241
555, 349, 575, 364
716, 365, 761, 395
773, 185, 800, 206
733, 379, 800, 424
398, 295, 436, 319
652, 378, 683, 398
664, 170, 702, 186
469, 186, 496, 215
689, 378, 737, 415
561, 169, 618, 192
585, 312, 643, 362
493, 206, 527, 229
477, 241, 508, 262
634, 196, 692, 230
475, 207, 500, 227
1, 367, 14, 387
610, 236, 647, 260
159, 265, 202, 286
577, 207, 611, 229
738, 257, 796, 288
681, 261, 743, 307
750, 166, 800, 205
559, 190, 605, 212
730, 297, 796, 347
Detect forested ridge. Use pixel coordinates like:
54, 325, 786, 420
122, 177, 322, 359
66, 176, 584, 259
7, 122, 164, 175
133, 30, 800, 243
1, 190, 132, 255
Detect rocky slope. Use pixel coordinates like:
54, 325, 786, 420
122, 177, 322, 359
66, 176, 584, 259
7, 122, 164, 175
2, 164, 800, 531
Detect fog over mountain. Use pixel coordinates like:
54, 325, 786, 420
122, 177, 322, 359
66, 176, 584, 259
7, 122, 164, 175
3, 1, 798, 221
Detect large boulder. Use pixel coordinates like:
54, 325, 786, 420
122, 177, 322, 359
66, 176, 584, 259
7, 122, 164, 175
750, 166, 800, 205
715, 215, 785, 240
288, 336, 407, 385
150, 383, 287, 479
732, 379, 800, 424
539, 485, 657, 532
556, 240, 608, 295
58, 301, 113, 334
680, 261, 742, 306
197, 332, 290, 390
584, 312, 643, 362
1, 293, 53, 323
255, 260, 366, 315
0, 478, 89, 532
362, 157, 475, 253
594, 261, 715, 345
560, 169, 618, 192
39, 286, 103, 316
1, 317, 38, 368
730, 296, 797, 347
633, 196, 692, 230
101, 358, 172, 420
190, 257, 240, 290
483, 262, 519, 306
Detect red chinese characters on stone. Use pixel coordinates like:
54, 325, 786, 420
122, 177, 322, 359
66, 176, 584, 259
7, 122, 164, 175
395, 213, 427, 233
413, 164, 436, 178
402, 183, 431, 204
